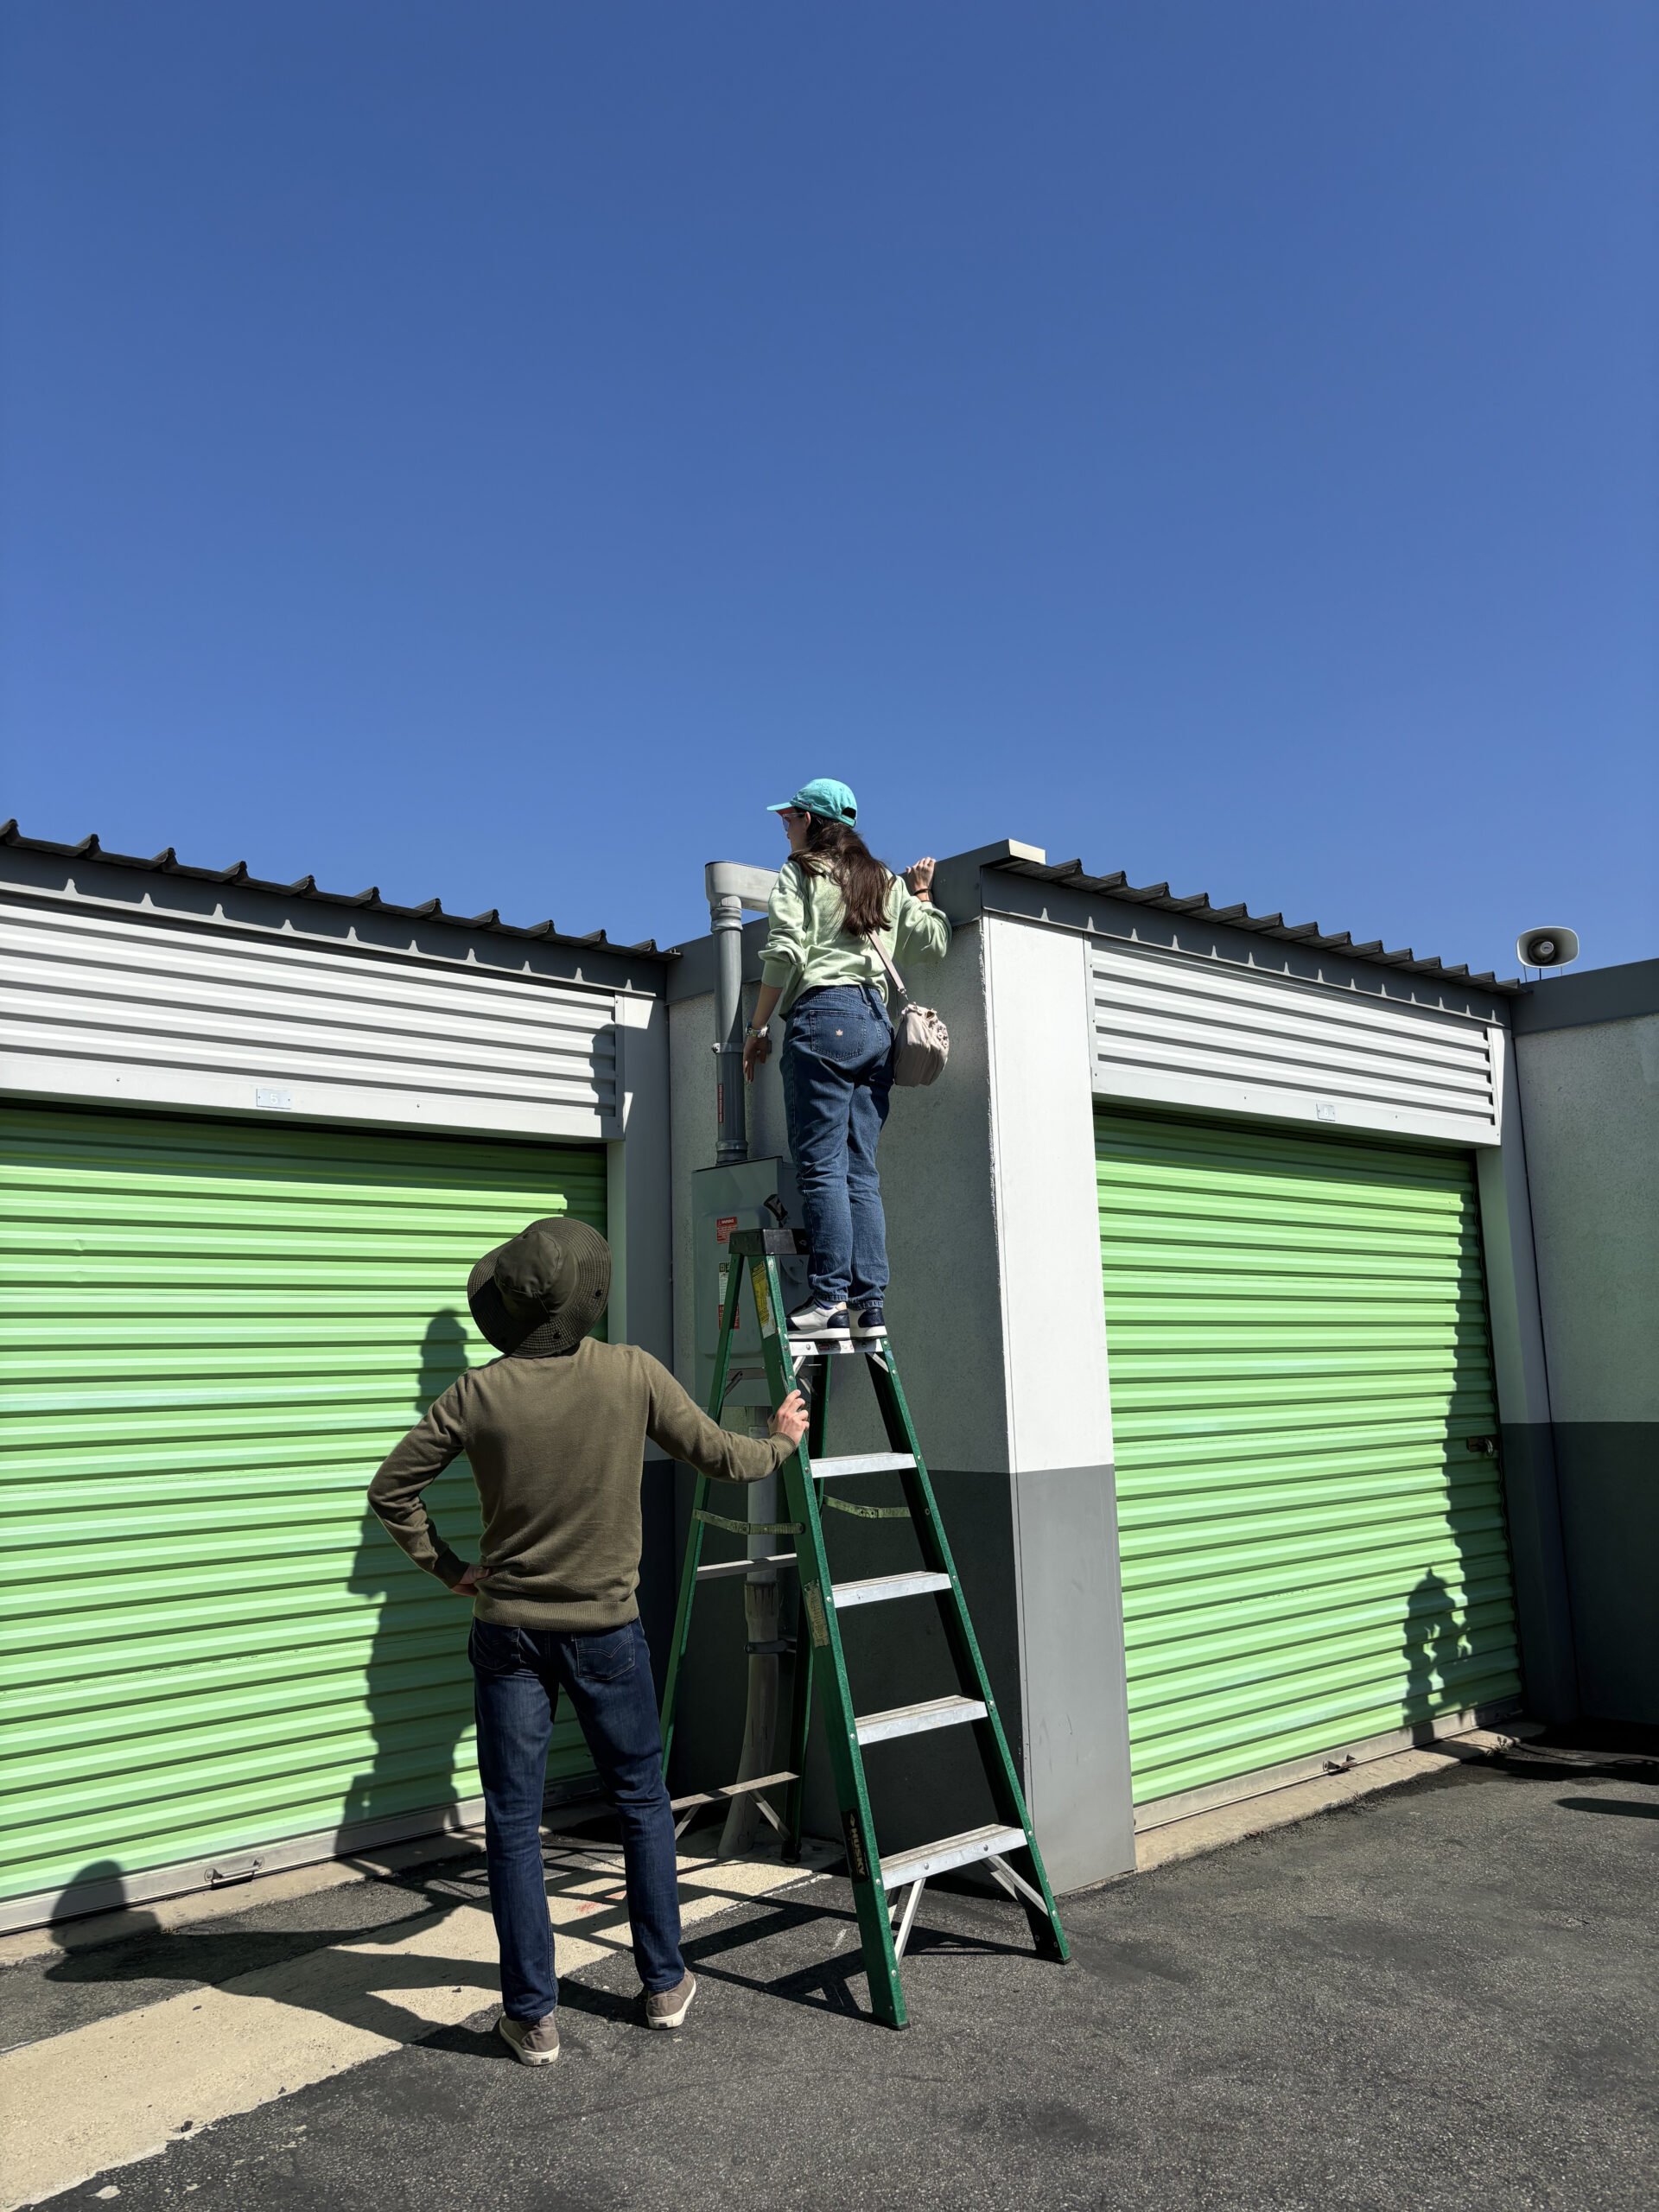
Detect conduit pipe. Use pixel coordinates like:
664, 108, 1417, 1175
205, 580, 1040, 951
702, 861, 784, 1857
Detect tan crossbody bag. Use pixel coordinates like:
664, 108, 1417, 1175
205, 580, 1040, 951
868, 931, 950, 1087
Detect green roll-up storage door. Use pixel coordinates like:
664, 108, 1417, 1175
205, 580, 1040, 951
3, 1103, 607, 1912
1096, 1108, 1520, 1809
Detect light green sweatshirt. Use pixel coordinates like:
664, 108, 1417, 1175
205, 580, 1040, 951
759, 859, 950, 1019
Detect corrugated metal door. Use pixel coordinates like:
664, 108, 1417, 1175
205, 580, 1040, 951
3, 1103, 607, 1910
1096, 1108, 1520, 1809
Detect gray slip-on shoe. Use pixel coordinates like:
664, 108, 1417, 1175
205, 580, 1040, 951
498, 2011, 561, 2065
644, 1971, 696, 2030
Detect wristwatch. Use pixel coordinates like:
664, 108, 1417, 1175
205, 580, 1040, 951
745, 1023, 770, 1040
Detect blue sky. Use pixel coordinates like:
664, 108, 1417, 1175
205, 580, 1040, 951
3, 2, 1653, 972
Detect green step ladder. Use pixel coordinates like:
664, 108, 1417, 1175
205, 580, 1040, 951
658, 1226, 1071, 2030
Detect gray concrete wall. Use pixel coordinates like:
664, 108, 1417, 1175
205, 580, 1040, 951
1513, 979, 1659, 1724
1474, 1032, 1580, 1725
661, 895, 1138, 1891
662, 921, 1028, 1863
1515, 1011, 1659, 1427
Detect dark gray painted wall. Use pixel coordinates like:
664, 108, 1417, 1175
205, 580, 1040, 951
1512, 958, 1659, 1036
1553, 1425, 1659, 1724
1511, 977, 1658, 1725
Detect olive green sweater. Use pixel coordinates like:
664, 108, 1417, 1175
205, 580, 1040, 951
367, 1338, 791, 1631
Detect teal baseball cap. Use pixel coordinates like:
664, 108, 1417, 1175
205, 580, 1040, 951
768, 778, 858, 827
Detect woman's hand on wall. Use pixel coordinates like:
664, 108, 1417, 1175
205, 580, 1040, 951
905, 856, 936, 899
743, 983, 783, 1080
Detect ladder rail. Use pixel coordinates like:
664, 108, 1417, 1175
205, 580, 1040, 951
867, 1349, 1071, 1962
756, 1258, 911, 2031
782, 1344, 831, 1860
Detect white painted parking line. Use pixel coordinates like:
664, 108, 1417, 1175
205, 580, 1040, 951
0, 1840, 835, 2211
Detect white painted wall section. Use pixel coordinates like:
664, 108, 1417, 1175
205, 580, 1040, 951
983, 914, 1134, 1887
0, 899, 625, 1140
607, 989, 673, 1370
985, 917, 1114, 1473
1090, 940, 1500, 1146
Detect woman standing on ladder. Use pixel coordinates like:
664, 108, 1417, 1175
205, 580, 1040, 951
741, 778, 948, 1338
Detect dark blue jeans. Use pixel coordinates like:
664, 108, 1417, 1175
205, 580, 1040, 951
781, 983, 895, 1309
469, 1616, 683, 2021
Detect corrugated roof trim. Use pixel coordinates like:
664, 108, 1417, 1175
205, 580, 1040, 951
992, 855, 1519, 994
0, 823, 672, 957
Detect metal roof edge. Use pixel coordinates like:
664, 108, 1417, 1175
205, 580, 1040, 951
0, 821, 677, 959
983, 853, 1522, 995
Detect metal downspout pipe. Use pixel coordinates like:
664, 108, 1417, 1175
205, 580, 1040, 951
703, 861, 783, 1859
709, 870, 750, 1169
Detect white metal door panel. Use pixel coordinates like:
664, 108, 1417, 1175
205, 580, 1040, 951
0, 899, 622, 1139
1090, 943, 1499, 1146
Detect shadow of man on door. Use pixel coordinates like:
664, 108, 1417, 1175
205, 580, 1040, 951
340, 1309, 478, 1847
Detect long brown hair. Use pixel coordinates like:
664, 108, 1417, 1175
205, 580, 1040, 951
796, 817, 892, 938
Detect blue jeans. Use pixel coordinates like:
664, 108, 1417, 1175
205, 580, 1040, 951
469, 1616, 683, 2021
781, 983, 895, 1309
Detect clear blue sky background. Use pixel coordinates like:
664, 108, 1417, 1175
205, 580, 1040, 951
3, 2, 1654, 972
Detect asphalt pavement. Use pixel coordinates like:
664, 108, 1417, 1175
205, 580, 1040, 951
6, 1724, 1656, 2212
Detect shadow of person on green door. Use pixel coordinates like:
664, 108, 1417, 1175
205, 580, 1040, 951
1402, 1568, 1471, 1735
340, 1309, 479, 1849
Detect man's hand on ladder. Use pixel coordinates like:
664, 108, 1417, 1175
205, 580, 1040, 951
770, 1391, 809, 1446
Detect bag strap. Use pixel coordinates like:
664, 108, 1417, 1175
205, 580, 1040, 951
867, 930, 912, 1007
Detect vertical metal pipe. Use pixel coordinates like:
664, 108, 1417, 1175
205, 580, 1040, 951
718, 1457, 781, 1859
704, 861, 782, 1855
711, 890, 748, 1166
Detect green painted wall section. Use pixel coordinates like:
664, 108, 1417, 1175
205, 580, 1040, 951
1096, 1109, 1520, 1807
2, 1104, 606, 1907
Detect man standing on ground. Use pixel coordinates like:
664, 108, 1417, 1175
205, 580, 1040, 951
368, 1217, 807, 2067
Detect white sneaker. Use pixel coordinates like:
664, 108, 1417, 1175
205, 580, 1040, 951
788, 1300, 849, 1335
849, 1304, 887, 1339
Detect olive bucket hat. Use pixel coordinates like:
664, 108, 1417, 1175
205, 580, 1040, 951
467, 1217, 611, 1357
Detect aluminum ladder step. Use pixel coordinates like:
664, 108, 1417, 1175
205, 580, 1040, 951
855, 1694, 986, 1747
877, 1823, 1028, 1892
831, 1570, 951, 1610
668, 1768, 797, 1815
696, 1551, 798, 1582
810, 1452, 915, 1482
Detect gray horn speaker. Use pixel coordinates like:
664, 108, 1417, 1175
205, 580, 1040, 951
1516, 925, 1580, 969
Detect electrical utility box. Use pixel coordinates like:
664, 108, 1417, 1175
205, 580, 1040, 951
691, 1157, 809, 1416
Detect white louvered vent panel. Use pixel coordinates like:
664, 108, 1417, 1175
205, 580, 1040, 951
0, 902, 620, 1138
1090, 944, 1498, 1145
